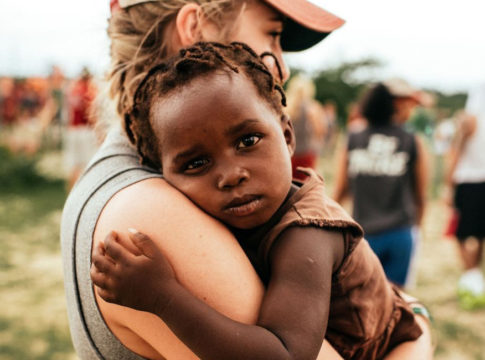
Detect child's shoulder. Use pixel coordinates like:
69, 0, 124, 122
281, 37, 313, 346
288, 168, 363, 238
257, 168, 363, 269
259, 168, 364, 264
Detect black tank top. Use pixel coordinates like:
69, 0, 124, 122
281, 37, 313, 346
347, 124, 417, 234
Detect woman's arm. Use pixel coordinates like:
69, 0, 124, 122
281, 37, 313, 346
93, 178, 264, 359
444, 112, 477, 187
413, 135, 428, 226
384, 292, 434, 360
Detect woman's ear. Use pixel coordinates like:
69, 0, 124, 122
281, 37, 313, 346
175, 3, 202, 47
281, 114, 296, 156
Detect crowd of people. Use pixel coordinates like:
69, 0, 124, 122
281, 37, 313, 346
334, 79, 485, 310
0, 66, 99, 188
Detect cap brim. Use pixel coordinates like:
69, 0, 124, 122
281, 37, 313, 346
119, 0, 344, 52
263, 0, 345, 51
119, 0, 157, 8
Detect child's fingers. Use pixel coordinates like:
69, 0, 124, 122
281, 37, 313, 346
93, 240, 116, 265
107, 230, 142, 256
104, 232, 132, 263
96, 287, 117, 304
92, 252, 115, 274
90, 266, 109, 290
128, 228, 159, 259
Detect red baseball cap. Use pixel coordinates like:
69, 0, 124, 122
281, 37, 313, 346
264, 0, 344, 51
115, 0, 344, 52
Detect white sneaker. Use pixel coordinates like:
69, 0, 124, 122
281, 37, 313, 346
458, 268, 484, 296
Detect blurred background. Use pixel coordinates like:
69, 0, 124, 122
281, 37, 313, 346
0, 0, 484, 359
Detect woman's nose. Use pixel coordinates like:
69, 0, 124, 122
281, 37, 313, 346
217, 167, 249, 190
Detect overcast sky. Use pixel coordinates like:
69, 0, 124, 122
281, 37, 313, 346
1, 0, 484, 93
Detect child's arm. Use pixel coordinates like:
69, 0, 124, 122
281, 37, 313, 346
91, 226, 345, 360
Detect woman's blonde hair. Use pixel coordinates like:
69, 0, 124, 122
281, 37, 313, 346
108, 0, 245, 117
285, 74, 316, 120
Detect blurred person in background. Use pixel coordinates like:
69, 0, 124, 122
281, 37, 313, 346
64, 67, 98, 189
0, 78, 20, 127
61, 1, 433, 359
432, 115, 456, 199
4, 78, 46, 154
346, 101, 368, 134
334, 80, 428, 289
321, 100, 338, 154
445, 83, 485, 309
40, 65, 67, 149
286, 74, 327, 180
0, 77, 14, 127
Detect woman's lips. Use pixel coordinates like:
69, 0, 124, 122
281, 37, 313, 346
223, 195, 262, 217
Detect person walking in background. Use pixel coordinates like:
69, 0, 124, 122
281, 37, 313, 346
40, 65, 67, 149
0, 78, 16, 127
321, 100, 339, 154
64, 67, 98, 189
346, 102, 367, 133
446, 83, 485, 309
285, 74, 326, 180
334, 79, 428, 289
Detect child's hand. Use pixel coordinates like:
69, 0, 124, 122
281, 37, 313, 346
90, 229, 177, 314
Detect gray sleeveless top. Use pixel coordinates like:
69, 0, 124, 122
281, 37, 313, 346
346, 124, 417, 234
60, 126, 162, 359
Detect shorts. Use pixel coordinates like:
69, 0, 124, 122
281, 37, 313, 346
366, 227, 416, 287
63, 126, 98, 173
454, 182, 485, 240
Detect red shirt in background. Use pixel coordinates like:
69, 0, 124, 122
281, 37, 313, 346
68, 76, 96, 127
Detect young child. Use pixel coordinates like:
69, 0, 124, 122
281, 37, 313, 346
91, 42, 423, 359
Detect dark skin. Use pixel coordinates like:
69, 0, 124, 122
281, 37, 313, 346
91, 72, 346, 359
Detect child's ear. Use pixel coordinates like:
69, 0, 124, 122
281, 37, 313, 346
281, 114, 296, 156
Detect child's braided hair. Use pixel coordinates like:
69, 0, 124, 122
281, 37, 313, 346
125, 41, 287, 170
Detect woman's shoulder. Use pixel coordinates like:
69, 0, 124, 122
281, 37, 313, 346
97, 177, 227, 235
94, 180, 263, 360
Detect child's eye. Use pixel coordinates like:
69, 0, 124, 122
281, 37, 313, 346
183, 158, 210, 174
237, 134, 262, 150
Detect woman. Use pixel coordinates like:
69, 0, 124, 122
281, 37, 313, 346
61, 1, 432, 359
286, 74, 326, 180
333, 80, 428, 289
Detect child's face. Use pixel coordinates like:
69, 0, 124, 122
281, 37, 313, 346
151, 72, 295, 229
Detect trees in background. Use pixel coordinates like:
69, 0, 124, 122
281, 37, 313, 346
290, 59, 467, 132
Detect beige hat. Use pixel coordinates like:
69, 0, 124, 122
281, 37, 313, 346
384, 78, 420, 99
384, 77, 427, 105
115, 0, 345, 51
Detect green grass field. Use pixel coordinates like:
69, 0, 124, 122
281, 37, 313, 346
0, 148, 484, 359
